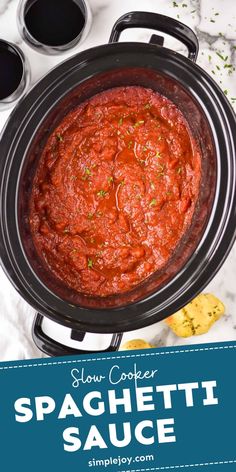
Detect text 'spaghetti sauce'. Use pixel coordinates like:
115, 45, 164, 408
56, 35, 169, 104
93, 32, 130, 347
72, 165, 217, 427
30, 87, 201, 296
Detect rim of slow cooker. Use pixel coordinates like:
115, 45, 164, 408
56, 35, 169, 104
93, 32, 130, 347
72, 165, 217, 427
0, 42, 236, 333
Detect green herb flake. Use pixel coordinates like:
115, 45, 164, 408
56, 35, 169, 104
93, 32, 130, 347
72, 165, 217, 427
215, 12, 219, 16
118, 117, 123, 126
128, 140, 133, 149
97, 190, 107, 197
87, 212, 94, 220
224, 89, 228, 96
182, 3, 188, 7
150, 182, 155, 190
216, 52, 228, 61
191, 9, 196, 13
173, 1, 178, 7
150, 198, 157, 207
56, 133, 63, 142
108, 176, 114, 183
87, 258, 93, 269
210, 19, 215, 23
208, 55, 212, 62
177, 14, 180, 18
120, 180, 125, 187
143, 145, 148, 151
134, 120, 145, 128
155, 151, 161, 158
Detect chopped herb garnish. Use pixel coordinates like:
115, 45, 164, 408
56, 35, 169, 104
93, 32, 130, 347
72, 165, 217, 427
223, 89, 228, 95
208, 55, 212, 62
177, 14, 180, 18
216, 52, 228, 61
150, 182, 155, 190
191, 9, 196, 13
97, 190, 107, 197
150, 198, 157, 207
215, 12, 219, 15
211, 70, 215, 75
143, 145, 148, 151
56, 133, 63, 142
87, 212, 94, 220
118, 117, 123, 126
134, 120, 145, 127
173, 1, 178, 7
216, 65, 221, 70
128, 140, 133, 149
210, 19, 215, 23
108, 176, 114, 183
182, 3, 188, 7
87, 258, 93, 269
176, 166, 182, 174
120, 180, 125, 186
155, 151, 161, 158
82, 168, 91, 180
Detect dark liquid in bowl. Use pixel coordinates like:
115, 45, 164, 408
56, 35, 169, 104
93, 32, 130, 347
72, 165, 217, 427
25, 0, 85, 46
0, 43, 23, 100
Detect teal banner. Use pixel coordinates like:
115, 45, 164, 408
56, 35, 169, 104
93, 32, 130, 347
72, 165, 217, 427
0, 341, 236, 471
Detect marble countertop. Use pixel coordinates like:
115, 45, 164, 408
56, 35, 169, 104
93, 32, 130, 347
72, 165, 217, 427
0, 0, 236, 360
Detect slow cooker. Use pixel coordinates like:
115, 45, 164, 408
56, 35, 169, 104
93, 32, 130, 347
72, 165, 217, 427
0, 12, 236, 356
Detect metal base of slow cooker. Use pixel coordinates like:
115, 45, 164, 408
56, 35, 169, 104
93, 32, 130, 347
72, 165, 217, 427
32, 313, 124, 357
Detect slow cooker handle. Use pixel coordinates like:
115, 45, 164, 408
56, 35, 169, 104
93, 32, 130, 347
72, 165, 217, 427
32, 313, 123, 357
109, 11, 199, 62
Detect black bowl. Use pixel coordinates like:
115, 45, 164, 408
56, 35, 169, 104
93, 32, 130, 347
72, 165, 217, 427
0, 12, 236, 334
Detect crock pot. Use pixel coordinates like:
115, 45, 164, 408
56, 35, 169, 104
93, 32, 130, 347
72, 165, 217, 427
0, 12, 236, 356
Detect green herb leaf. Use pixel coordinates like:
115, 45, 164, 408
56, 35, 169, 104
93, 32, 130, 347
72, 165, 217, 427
88, 258, 93, 269
108, 176, 114, 183
97, 190, 107, 197
150, 198, 157, 207
56, 133, 63, 142
134, 120, 145, 128
118, 117, 123, 126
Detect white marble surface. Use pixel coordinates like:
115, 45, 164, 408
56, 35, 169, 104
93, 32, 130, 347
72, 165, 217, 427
0, 0, 236, 361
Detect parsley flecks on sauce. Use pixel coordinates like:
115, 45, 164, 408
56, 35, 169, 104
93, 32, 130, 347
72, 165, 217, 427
56, 133, 63, 142
97, 190, 107, 197
150, 198, 157, 207
87, 258, 93, 269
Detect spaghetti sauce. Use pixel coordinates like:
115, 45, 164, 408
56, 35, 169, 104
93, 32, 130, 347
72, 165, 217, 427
29, 87, 201, 296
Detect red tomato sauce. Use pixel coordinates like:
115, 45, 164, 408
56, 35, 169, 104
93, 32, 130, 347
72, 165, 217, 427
29, 86, 201, 297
